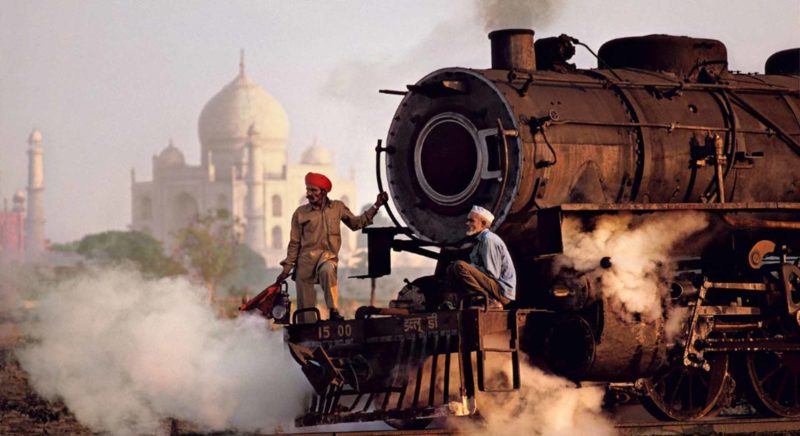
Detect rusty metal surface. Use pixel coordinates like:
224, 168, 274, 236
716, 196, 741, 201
543, 299, 667, 381
766, 48, 800, 75
559, 202, 800, 211
286, 30, 800, 428
597, 35, 729, 80
488, 29, 536, 71
384, 32, 800, 246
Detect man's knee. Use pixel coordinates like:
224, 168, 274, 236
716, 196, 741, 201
450, 260, 470, 277
319, 262, 337, 279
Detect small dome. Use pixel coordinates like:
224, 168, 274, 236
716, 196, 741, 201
301, 142, 332, 165
28, 129, 42, 145
198, 53, 289, 149
156, 140, 185, 167
13, 190, 25, 203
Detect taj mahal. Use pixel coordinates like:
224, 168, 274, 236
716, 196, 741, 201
130, 53, 357, 267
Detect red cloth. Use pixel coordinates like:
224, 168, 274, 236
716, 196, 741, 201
240, 282, 281, 317
305, 172, 332, 192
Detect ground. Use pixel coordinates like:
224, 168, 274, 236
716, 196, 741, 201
0, 348, 91, 435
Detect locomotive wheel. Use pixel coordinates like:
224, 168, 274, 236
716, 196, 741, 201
641, 353, 731, 420
746, 351, 800, 417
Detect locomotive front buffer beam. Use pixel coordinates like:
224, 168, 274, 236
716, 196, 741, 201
286, 308, 547, 427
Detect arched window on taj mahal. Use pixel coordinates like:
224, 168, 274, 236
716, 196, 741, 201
140, 196, 152, 220
272, 226, 283, 249
272, 194, 282, 217
170, 192, 199, 233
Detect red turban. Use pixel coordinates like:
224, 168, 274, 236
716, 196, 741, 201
305, 172, 332, 192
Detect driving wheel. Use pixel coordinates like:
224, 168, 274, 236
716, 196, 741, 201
641, 353, 732, 420
746, 351, 800, 417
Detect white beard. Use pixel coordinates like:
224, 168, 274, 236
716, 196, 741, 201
466, 228, 480, 236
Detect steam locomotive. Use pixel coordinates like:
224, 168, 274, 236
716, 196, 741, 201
283, 29, 800, 428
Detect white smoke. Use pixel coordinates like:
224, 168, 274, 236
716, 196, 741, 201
664, 305, 690, 343
450, 364, 615, 435
15, 267, 309, 435
477, 0, 558, 32
554, 212, 709, 321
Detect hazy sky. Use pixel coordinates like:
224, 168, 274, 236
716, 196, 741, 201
1, 0, 798, 243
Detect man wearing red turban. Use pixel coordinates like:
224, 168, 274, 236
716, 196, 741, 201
277, 172, 388, 322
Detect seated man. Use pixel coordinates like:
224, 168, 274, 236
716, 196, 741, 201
447, 206, 516, 308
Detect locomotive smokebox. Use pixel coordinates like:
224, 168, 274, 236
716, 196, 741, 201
489, 28, 536, 71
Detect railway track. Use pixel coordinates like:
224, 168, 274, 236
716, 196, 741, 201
175, 416, 800, 435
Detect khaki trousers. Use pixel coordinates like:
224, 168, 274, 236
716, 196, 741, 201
447, 260, 511, 306
295, 260, 339, 323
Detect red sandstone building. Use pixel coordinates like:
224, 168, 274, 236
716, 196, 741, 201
0, 192, 25, 261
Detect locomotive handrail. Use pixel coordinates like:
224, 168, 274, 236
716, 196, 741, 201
292, 308, 321, 325
503, 75, 800, 95
490, 118, 513, 219
374, 138, 455, 248
567, 35, 624, 81
558, 201, 800, 211
549, 118, 790, 136
374, 139, 405, 230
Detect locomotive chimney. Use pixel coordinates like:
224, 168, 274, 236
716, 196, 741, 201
489, 28, 536, 71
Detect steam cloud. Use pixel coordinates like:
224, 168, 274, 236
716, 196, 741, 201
451, 364, 615, 435
321, 0, 562, 108
16, 268, 309, 435
477, 0, 558, 32
554, 212, 709, 322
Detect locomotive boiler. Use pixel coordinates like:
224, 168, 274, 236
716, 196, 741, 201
284, 29, 800, 427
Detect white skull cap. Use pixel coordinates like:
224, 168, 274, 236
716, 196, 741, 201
470, 205, 495, 224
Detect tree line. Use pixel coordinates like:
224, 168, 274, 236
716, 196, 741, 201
51, 209, 268, 303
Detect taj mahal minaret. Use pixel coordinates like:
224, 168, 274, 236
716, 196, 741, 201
244, 123, 266, 251
25, 128, 46, 257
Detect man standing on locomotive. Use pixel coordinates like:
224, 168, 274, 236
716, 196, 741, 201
447, 205, 516, 308
276, 172, 388, 322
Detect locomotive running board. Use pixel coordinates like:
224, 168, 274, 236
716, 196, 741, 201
287, 308, 542, 427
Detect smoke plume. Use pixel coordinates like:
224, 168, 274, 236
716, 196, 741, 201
554, 212, 709, 321
477, 0, 558, 32
15, 267, 309, 435
450, 363, 615, 435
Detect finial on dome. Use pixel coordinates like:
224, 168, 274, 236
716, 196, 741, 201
239, 49, 245, 76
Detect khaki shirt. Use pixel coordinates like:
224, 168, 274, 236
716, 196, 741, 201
280, 200, 377, 281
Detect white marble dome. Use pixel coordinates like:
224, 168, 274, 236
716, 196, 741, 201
13, 190, 25, 203
197, 57, 289, 150
301, 142, 332, 165
156, 140, 185, 167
